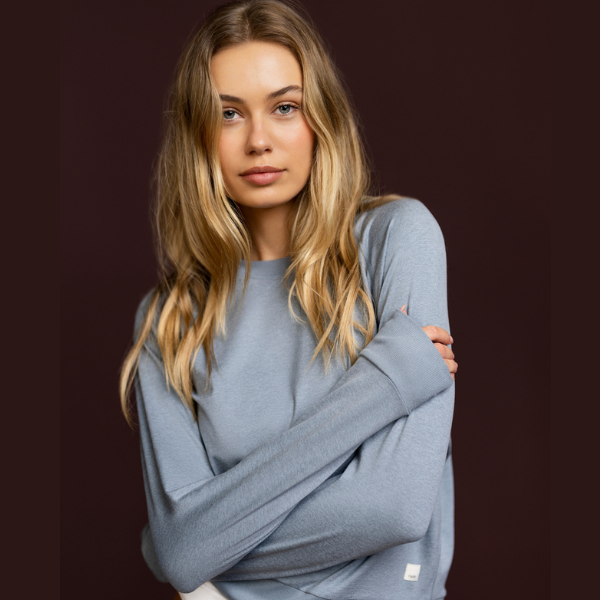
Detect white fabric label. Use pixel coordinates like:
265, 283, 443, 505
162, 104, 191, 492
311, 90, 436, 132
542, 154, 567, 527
404, 563, 421, 581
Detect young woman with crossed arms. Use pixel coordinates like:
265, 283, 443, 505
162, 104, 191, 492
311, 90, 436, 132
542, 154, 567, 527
120, 1, 458, 598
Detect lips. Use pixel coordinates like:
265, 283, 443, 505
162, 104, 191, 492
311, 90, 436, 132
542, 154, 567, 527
239, 165, 284, 176
239, 165, 285, 185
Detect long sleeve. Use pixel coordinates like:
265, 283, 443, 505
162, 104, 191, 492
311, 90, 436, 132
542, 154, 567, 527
206, 198, 455, 580
135, 199, 454, 593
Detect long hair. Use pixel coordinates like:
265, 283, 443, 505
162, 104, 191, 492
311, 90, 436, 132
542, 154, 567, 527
119, 0, 400, 426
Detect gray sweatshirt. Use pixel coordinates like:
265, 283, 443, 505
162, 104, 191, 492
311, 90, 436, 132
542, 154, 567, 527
134, 198, 456, 599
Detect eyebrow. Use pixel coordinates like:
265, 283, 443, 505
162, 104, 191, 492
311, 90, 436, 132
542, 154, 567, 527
219, 85, 303, 105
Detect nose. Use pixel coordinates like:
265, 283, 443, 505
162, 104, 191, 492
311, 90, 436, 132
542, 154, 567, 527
245, 117, 272, 155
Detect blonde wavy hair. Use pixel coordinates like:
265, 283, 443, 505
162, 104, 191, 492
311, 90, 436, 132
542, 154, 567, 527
119, 0, 400, 426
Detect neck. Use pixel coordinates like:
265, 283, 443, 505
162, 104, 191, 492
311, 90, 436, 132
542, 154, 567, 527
237, 200, 297, 261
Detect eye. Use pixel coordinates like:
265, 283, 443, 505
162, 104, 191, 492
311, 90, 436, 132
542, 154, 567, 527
275, 103, 299, 116
223, 109, 239, 121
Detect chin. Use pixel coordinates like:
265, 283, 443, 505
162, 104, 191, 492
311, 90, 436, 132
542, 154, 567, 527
233, 190, 300, 210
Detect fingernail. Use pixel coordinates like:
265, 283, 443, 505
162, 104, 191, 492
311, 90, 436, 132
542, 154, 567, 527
400, 304, 406, 311
450, 336, 454, 343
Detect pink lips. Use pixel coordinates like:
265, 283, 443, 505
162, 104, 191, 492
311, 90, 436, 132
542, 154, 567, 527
239, 166, 284, 185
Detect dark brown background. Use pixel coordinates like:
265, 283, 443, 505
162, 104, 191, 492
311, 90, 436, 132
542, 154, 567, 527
61, 0, 549, 597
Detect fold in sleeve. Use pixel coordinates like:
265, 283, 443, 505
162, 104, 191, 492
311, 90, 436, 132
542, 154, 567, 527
136, 198, 455, 592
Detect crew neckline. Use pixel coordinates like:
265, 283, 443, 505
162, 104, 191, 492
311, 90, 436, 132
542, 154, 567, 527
237, 255, 293, 279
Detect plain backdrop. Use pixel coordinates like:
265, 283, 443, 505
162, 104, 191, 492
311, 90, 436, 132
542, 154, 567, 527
61, 0, 550, 597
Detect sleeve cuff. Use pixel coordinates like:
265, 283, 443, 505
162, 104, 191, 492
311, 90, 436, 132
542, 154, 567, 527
360, 309, 454, 413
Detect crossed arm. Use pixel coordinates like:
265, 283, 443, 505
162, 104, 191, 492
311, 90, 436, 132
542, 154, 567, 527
136, 199, 455, 592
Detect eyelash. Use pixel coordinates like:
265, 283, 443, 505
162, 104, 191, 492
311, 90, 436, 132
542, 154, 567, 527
222, 103, 300, 121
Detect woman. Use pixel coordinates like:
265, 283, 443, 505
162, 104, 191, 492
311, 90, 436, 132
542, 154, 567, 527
119, 1, 458, 599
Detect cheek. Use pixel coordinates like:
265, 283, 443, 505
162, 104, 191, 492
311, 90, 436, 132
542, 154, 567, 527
218, 135, 237, 180
287, 122, 315, 166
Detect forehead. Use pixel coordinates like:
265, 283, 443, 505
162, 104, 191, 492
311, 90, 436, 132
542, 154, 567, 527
210, 41, 302, 97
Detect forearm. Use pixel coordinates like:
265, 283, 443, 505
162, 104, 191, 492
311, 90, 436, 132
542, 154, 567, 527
213, 383, 454, 581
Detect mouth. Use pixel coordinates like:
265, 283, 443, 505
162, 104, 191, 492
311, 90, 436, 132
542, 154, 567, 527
239, 166, 285, 186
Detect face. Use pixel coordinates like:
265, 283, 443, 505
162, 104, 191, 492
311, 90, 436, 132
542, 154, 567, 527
210, 41, 315, 210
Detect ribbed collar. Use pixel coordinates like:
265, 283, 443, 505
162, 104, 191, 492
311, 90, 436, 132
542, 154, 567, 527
237, 255, 293, 280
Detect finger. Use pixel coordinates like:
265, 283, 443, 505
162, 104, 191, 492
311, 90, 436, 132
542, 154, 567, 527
434, 342, 455, 360
422, 325, 453, 345
444, 359, 458, 375
400, 304, 407, 314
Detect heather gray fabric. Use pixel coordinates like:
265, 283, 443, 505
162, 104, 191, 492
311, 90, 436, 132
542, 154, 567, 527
134, 198, 456, 599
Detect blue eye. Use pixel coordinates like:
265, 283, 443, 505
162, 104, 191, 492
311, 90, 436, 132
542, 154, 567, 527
223, 110, 237, 120
276, 104, 297, 115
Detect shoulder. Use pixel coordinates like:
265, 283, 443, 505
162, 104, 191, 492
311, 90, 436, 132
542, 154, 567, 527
354, 197, 446, 266
355, 197, 443, 240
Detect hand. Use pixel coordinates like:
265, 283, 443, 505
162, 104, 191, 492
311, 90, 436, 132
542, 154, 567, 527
400, 305, 458, 380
